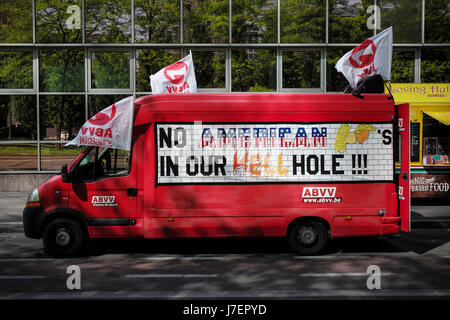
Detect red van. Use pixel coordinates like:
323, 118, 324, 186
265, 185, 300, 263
23, 93, 410, 257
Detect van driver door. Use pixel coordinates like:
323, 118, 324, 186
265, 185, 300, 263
68, 147, 136, 236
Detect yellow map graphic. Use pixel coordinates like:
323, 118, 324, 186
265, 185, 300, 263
334, 124, 377, 153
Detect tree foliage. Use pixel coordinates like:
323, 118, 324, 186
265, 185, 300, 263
281, 0, 326, 43
36, 0, 82, 43
184, 0, 229, 44
86, 0, 131, 43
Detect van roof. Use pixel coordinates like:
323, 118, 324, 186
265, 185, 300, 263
133, 93, 395, 124
135, 93, 393, 109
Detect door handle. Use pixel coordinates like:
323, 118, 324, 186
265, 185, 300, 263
127, 188, 137, 197
398, 186, 405, 200
402, 172, 408, 181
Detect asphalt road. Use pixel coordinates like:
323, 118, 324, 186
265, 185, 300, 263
1, 231, 450, 300
1, 192, 450, 301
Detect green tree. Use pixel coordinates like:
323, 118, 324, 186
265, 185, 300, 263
0, 51, 33, 89
283, 51, 320, 89
133, 0, 181, 91
0, 0, 33, 43
0, 95, 36, 140
191, 50, 226, 88
230, 0, 277, 91
421, 48, 450, 83
232, 49, 276, 92
391, 51, 415, 83
86, 0, 131, 43
91, 51, 130, 89
281, 0, 326, 43
326, 48, 349, 92
425, 0, 450, 43
135, 0, 180, 43
184, 0, 229, 44
39, 95, 84, 141
40, 49, 84, 92
35, 1, 85, 146
232, 0, 277, 43
36, 0, 82, 43
379, 0, 421, 43
0, 0, 34, 137
328, 0, 373, 43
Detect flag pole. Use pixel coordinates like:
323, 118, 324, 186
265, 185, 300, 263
128, 95, 135, 152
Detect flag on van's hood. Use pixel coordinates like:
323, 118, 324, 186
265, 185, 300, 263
336, 26, 393, 89
65, 96, 134, 151
150, 51, 197, 94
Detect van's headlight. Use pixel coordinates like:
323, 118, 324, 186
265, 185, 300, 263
26, 188, 40, 207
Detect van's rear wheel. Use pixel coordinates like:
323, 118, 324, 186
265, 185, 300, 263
43, 218, 86, 258
288, 221, 328, 255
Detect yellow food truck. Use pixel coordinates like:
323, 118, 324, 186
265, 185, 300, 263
387, 83, 450, 199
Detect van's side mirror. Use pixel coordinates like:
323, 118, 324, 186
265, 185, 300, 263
61, 164, 70, 183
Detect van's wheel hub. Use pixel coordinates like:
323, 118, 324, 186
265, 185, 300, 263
43, 218, 86, 258
55, 228, 71, 247
288, 222, 327, 255
298, 226, 318, 246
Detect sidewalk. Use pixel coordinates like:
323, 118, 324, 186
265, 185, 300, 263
0, 192, 449, 230
0, 192, 28, 223
411, 202, 450, 228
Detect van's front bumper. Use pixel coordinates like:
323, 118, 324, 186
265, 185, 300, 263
23, 206, 44, 239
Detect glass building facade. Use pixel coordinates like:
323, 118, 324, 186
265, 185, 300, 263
0, 0, 448, 176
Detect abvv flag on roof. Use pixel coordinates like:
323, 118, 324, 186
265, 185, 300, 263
150, 51, 197, 94
66, 96, 134, 151
336, 27, 393, 89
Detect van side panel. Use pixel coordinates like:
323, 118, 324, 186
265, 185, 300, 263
148, 183, 395, 238
137, 94, 397, 239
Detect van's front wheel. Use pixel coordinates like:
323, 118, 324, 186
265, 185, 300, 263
43, 218, 86, 258
288, 221, 328, 255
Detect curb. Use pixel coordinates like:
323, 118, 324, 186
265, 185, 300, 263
412, 220, 450, 229
0, 222, 23, 233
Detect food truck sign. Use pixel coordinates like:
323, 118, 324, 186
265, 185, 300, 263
411, 173, 450, 198
386, 83, 449, 103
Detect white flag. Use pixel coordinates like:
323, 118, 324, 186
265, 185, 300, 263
336, 27, 393, 89
150, 52, 197, 94
65, 96, 134, 151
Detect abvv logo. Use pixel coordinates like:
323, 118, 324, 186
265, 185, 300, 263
349, 40, 376, 69
150, 52, 197, 94
88, 104, 116, 126
163, 61, 188, 85
91, 196, 118, 207
301, 187, 341, 203
349, 39, 377, 78
302, 187, 336, 198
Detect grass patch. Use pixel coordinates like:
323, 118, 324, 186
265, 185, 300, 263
0, 144, 82, 155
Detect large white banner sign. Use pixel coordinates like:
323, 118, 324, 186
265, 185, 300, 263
156, 122, 394, 185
